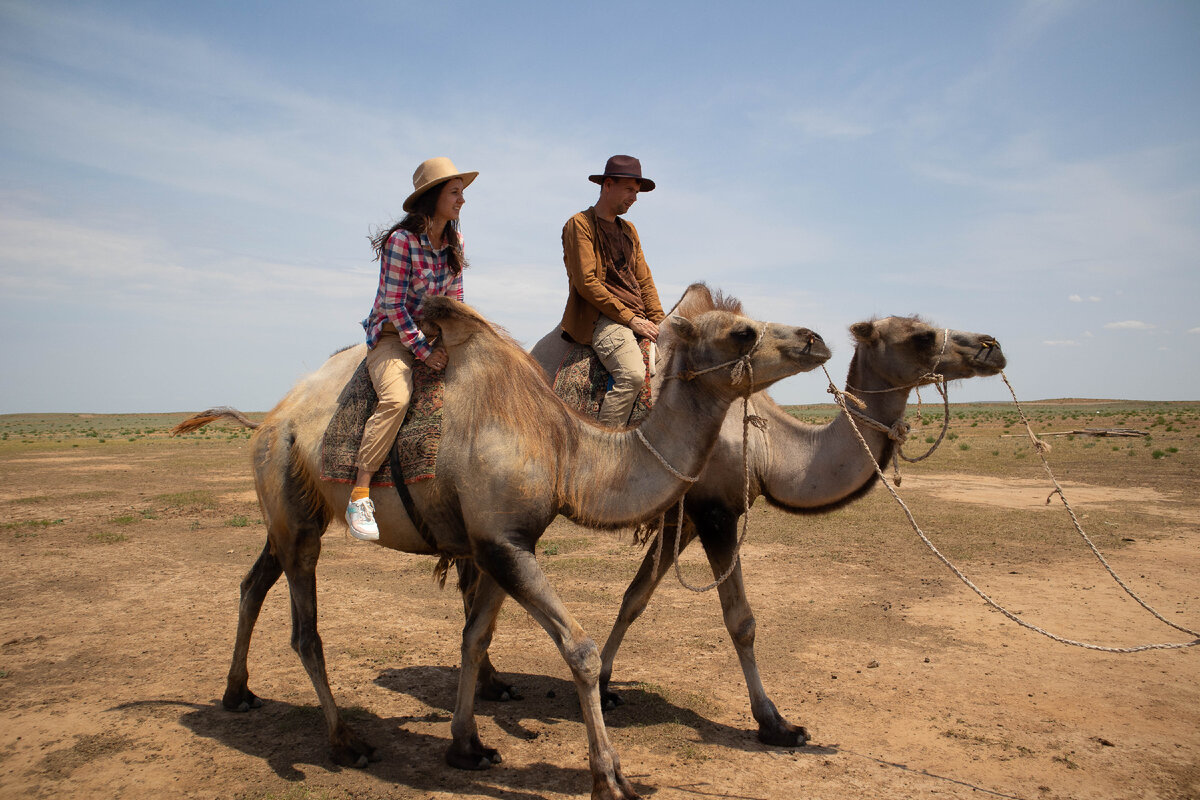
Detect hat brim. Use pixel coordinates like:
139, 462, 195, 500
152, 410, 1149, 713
403, 171, 479, 212
589, 173, 655, 192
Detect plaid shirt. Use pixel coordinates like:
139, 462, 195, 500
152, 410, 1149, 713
361, 228, 464, 360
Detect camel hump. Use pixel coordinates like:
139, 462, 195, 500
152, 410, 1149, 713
421, 297, 495, 347
667, 282, 744, 320
169, 407, 259, 436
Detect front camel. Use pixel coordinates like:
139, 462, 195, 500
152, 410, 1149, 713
172, 296, 830, 800
596, 287, 1008, 747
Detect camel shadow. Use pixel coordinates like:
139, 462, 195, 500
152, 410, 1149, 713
375, 666, 836, 758
114, 697, 603, 800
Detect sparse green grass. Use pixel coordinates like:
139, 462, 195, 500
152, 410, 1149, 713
3, 518, 64, 530
88, 531, 127, 544
155, 489, 217, 510
3, 495, 53, 505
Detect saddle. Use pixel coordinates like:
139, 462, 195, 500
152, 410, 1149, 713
551, 339, 654, 425
319, 358, 444, 487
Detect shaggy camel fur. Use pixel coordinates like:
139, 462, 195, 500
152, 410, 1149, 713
530, 283, 1006, 748
171, 296, 830, 800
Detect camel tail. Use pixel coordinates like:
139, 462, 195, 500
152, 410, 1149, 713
170, 407, 260, 436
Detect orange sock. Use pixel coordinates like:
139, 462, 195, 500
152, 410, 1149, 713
350, 487, 370, 502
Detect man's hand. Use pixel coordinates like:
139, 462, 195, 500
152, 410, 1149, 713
629, 316, 659, 342
426, 347, 449, 371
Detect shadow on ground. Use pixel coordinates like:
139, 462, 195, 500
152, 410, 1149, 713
375, 665, 836, 758
115, 698, 602, 800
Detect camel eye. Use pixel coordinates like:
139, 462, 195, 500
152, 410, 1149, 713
731, 325, 756, 342
912, 331, 937, 350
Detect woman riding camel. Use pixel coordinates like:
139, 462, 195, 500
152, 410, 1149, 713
346, 156, 478, 540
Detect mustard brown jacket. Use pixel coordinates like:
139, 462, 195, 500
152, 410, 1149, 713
559, 206, 665, 345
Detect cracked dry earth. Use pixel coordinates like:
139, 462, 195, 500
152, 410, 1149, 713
0, 411, 1197, 800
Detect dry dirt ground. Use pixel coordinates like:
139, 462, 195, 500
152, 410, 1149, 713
0, 405, 1197, 800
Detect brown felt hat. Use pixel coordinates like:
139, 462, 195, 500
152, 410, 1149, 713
403, 157, 479, 212
589, 154, 655, 192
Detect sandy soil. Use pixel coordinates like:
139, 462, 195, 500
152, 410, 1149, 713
0, 435, 1197, 800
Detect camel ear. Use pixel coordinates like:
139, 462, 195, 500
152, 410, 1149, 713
668, 314, 698, 343
850, 321, 876, 343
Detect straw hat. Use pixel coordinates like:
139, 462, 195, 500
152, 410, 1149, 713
588, 154, 655, 192
403, 157, 479, 212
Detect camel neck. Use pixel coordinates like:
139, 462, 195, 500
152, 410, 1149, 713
561, 354, 731, 529
757, 350, 907, 511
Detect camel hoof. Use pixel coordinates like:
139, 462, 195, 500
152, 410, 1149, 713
757, 722, 808, 748
331, 731, 378, 768
592, 775, 641, 800
600, 689, 624, 711
446, 744, 502, 770
222, 690, 263, 713
480, 680, 523, 702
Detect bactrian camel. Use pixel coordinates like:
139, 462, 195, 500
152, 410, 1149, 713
529, 283, 1006, 748
171, 296, 830, 800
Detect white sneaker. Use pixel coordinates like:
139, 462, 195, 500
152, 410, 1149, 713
345, 497, 380, 541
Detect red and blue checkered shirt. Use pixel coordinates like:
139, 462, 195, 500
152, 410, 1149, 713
361, 228, 465, 361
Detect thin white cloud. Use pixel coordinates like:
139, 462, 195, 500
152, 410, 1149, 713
1068, 294, 1101, 302
1104, 320, 1155, 331
784, 109, 873, 140
1188, 327, 1200, 335
1043, 339, 1080, 346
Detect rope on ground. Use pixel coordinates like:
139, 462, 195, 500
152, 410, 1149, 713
823, 364, 1199, 654
999, 371, 1200, 643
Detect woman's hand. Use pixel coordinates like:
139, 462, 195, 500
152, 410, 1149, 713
426, 347, 449, 371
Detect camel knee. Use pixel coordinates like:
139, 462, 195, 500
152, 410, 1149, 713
290, 626, 324, 660
730, 614, 756, 650
461, 627, 495, 667
565, 637, 602, 684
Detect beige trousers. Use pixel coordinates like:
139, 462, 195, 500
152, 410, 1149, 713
356, 330, 416, 473
592, 314, 646, 428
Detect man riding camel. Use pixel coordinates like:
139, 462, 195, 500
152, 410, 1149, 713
558, 154, 666, 428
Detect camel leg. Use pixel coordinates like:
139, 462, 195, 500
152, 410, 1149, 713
474, 538, 639, 800
282, 530, 380, 767
445, 571, 506, 769
222, 541, 283, 712
598, 513, 698, 709
455, 560, 521, 701
696, 509, 808, 747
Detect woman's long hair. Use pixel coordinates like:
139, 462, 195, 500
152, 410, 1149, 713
370, 181, 468, 274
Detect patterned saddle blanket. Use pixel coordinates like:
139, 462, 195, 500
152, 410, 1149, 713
550, 339, 653, 425
319, 358, 444, 487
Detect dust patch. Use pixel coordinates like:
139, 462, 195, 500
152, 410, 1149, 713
39, 732, 136, 778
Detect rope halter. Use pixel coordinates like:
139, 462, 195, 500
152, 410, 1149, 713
671, 321, 767, 392
637, 319, 783, 593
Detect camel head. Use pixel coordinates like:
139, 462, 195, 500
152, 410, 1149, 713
849, 316, 1006, 388
668, 310, 831, 397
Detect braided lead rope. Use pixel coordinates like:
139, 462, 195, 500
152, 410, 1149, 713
823, 364, 1199, 653
1000, 370, 1200, 640
634, 428, 700, 484
834, 376, 948, 486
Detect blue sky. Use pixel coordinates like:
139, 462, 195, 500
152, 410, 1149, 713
1, 0, 1198, 413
